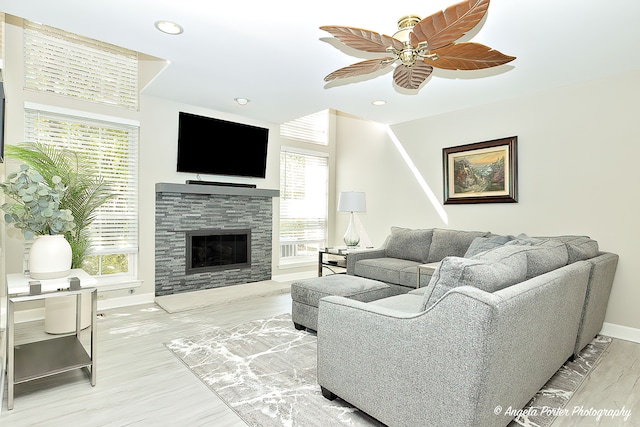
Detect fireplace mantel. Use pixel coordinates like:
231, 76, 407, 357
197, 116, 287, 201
155, 182, 279, 198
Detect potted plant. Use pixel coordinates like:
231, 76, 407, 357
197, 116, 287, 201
4, 142, 114, 269
1, 164, 76, 279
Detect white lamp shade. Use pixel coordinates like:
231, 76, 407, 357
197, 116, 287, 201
338, 191, 366, 212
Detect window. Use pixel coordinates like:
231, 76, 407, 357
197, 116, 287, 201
23, 21, 138, 110
279, 148, 328, 265
22, 20, 140, 281
279, 110, 329, 146
24, 106, 139, 279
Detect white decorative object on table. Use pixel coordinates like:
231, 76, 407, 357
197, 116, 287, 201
337, 191, 366, 248
29, 234, 72, 280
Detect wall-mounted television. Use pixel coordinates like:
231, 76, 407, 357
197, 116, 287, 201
177, 112, 269, 178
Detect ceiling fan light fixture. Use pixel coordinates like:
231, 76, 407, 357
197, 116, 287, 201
154, 20, 183, 35
393, 15, 421, 43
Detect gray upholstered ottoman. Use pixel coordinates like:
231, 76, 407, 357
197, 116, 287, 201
291, 275, 392, 331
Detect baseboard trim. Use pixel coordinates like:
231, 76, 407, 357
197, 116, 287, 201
98, 293, 155, 310
272, 271, 316, 282
14, 307, 46, 324
601, 322, 640, 344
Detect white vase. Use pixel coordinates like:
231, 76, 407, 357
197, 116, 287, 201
29, 234, 73, 280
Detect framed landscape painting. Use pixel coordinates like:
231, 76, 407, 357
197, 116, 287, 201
443, 136, 518, 204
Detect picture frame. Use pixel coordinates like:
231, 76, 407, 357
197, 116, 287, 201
443, 136, 517, 204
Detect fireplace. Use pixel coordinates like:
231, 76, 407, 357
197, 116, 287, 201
155, 183, 279, 296
186, 229, 250, 274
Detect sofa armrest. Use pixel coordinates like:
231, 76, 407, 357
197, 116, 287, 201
346, 248, 386, 275
317, 290, 498, 426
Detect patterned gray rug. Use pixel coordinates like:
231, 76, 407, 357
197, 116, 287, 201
165, 314, 611, 427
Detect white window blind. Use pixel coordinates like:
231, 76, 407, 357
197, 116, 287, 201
279, 148, 328, 263
279, 110, 329, 145
25, 108, 139, 256
23, 20, 138, 110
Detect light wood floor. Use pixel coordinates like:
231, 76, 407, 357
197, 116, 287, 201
2, 288, 639, 426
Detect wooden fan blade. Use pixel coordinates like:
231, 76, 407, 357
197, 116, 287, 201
320, 26, 404, 53
410, 0, 490, 50
424, 42, 515, 70
393, 62, 434, 89
324, 57, 395, 82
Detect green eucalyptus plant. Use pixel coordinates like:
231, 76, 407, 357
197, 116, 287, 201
3, 142, 114, 268
1, 164, 76, 239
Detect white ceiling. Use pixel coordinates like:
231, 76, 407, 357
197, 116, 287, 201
1, 0, 639, 125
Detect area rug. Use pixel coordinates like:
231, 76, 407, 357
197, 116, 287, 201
165, 314, 611, 427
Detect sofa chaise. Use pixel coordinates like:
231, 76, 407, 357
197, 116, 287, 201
316, 227, 619, 427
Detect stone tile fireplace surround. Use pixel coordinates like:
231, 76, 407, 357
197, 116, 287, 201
155, 183, 279, 296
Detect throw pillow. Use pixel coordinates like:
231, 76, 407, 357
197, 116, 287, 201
427, 228, 490, 263
385, 227, 433, 263
464, 234, 515, 258
422, 254, 527, 310
504, 233, 542, 246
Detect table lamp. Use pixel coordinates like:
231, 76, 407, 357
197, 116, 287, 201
337, 191, 366, 248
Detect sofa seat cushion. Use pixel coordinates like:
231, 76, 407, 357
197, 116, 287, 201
354, 257, 421, 285
427, 228, 490, 263
369, 293, 424, 313
291, 275, 391, 308
422, 252, 528, 309
385, 227, 433, 263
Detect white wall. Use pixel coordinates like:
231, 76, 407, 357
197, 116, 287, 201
335, 69, 640, 332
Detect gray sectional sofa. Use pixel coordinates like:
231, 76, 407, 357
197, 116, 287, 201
317, 227, 619, 427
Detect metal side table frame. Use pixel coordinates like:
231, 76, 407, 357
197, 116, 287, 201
7, 285, 97, 410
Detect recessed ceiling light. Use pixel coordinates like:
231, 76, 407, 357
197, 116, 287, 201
235, 98, 250, 106
372, 100, 386, 106
154, 20, 184, 35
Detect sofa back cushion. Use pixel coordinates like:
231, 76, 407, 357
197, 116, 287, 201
535, 235, 599, 263
427, 228, 490, 263
385, 227, 433, 263
422, 253, 528, 310
479, 240, 569, 279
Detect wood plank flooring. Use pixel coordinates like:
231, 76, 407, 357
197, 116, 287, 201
2, 287, 639, 426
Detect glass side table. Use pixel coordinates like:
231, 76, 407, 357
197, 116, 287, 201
318, 248, 350, 276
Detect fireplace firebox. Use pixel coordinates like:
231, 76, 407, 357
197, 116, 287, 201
186, 229, 250, 274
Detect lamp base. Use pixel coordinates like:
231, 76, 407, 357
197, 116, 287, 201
343, 212, 360, 248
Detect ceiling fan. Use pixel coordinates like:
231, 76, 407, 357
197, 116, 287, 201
320, 0, 515, 90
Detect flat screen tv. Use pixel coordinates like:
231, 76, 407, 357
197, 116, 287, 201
177, 112, 269, 178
